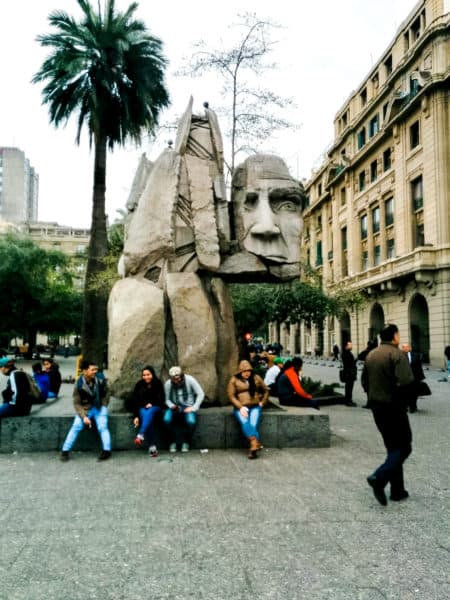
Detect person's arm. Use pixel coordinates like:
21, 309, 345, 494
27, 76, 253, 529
255, 375, 269, 406
226, 377, 242, 410
9, 371, 18, 404
164, 380, 176, 409
73, 382, 89, 421
188, 376, 205, 411
286, 369, 312, 399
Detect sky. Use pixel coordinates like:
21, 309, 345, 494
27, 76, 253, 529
0, 0, 420, 228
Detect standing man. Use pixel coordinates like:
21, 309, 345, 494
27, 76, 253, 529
332, 344, 339, 361
60, 359, 112, 461
362, 324, 414, 506
342, 341, 357, 407
401, 343, 425, 413
163, 366, 204, 453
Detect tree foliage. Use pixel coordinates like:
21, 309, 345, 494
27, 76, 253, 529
178, 12, 298, 176
230, 280, 367, 337
33, 0, 170, 366
0, 235, 83, 346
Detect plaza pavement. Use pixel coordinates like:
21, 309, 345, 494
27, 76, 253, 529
0, 356, 449, 599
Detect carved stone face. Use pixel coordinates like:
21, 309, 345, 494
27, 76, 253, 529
232, 155, 303, 264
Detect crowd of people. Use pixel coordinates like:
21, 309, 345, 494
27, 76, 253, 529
0, 329, 446, 506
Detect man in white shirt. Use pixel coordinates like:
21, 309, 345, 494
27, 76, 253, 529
264, 356, 284, 396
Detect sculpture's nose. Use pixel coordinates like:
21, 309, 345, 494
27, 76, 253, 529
249, 202, 280, 238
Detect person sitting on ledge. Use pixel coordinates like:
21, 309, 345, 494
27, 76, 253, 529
277, 356, 320, 410
227, 360, 269, 459
0, 357, 33, 418
130, 365, 165, 457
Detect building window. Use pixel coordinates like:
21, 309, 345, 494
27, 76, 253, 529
361, 250, 369, 271
404, 31, 410, 51
369, 114, 379, 137
370, 160, 378, 183
410, 121, 420, 149
341, 227, 347, 251
359, 170, 366, 191
372, 207, 380, 233
303, 195, 310, 209
357, 128, 366, 150
411, 176, 423, 210
385, 197, 394, 226
361, 215, 368, 240
317, 215, 322, 231
384, 55, 393, 77
382, 102, 389, 121
386, 238, 395, 259
374, 245, 381, 266
360, 88, 367, 108
316, 240, 323, 266
340, 186, 346, 206
411, 15, 421, 41
414, 222, 425, 247
372, 72, 379, 90
383, 148, 392, 171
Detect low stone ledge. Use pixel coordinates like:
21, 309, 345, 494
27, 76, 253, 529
0, 407, 330, 453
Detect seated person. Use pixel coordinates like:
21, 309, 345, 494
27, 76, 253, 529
130, 365, 165, 457
264, 356, 284, 396
32, 362, 50, 402
43, 358, 62, 398
163, 366, 204, 453
277, 357, 320, 410
227, 360, 269, 459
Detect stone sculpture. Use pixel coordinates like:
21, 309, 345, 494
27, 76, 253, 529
108, 98, 304, 403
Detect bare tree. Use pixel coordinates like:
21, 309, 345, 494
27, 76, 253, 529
177, 13, 298, 176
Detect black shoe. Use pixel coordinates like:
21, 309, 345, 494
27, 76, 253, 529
97, 450, 111, 461
367, 475, 387, 506
390, 490, 409, 501
409, 407, 417, 413
345, 401, 357, 407
60, 451, 70, 462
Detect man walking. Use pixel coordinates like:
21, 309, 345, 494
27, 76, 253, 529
342, 341, 357, 407
60, 360, 112, 461
362, 324, 414, 505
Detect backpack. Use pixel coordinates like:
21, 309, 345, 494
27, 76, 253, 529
25, 372, 45, 404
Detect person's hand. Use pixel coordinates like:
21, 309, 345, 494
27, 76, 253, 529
83, 416, 92, 428
133, 417, 139, 427
239, 406, 249, 418
184, 406, 193, 413
145, 403, 152, 409
171, 405, 178, 411
259, 402, 264, 407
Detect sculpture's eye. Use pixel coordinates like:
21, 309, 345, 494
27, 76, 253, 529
244, 192, 258, 210
270, 192, 301, 214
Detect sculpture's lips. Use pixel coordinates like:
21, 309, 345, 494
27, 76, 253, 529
264, 255, 287, 262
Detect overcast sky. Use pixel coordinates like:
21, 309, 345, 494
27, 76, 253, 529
0, 0, 419, 228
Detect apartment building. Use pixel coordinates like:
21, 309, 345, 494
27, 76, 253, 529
0, 147, 39, 223
281, 0, 449, 365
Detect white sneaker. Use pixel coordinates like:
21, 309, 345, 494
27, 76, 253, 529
149, 445, 158, 457
181, 442, 190, 453
169, 443, 177, 453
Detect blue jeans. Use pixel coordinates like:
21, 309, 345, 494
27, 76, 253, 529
62, 406, 111, 452
163, 407, 197, 445
0, 403, 16, 418
234, 405, 262, 439
137, 406, 161, 445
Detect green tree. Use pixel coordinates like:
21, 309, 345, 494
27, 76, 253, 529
178, 13, 297, 176
33, 0, 170, 366
0, 235, 83, 355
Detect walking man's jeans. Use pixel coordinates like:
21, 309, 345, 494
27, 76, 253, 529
62, 406, 111, 452
234, 405, 262, 439
138, 406, 161, 445
0, 402, 16, 418
163, 407, 197, 445
371, 404, 412, 495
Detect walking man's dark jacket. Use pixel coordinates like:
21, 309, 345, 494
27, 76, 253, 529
362, 342, 413, 406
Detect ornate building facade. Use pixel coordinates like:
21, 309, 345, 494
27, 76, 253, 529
275, 0, 449, 365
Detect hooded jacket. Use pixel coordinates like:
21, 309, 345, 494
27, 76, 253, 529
227, 360, 269, 409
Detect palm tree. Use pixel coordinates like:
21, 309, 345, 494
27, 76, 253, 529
33, 0, 170, 366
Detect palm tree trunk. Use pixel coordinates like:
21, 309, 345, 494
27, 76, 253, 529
81, 136, 109, 367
